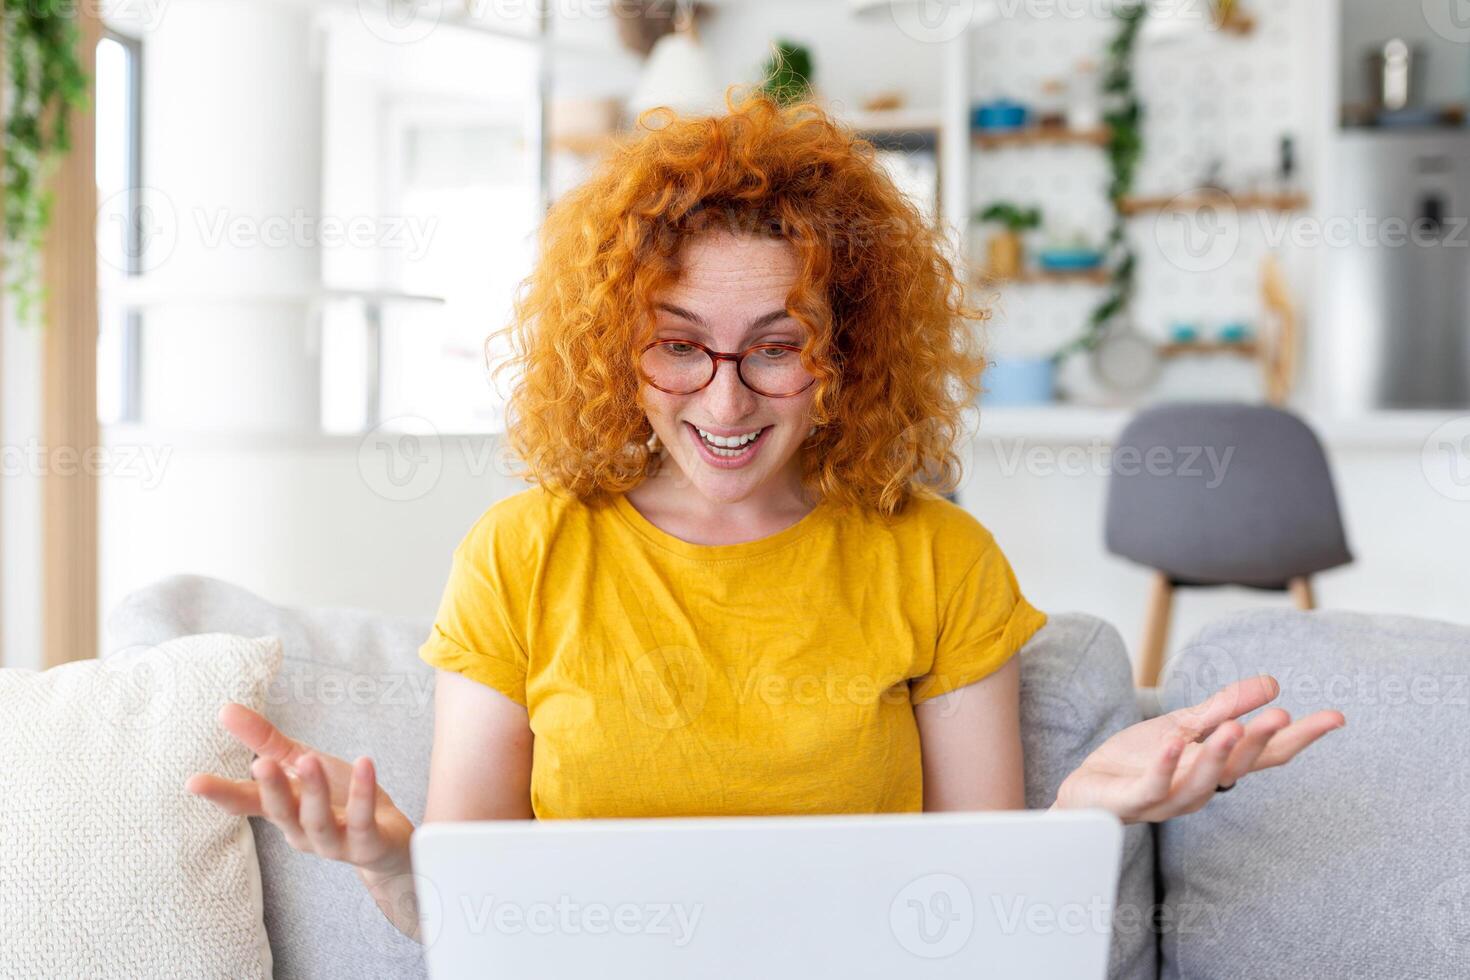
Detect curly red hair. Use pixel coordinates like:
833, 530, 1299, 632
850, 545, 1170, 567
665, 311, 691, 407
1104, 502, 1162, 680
491, 88, 987, 516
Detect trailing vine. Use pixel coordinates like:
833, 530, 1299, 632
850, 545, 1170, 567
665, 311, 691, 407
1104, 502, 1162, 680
2, 0, 90, 324
1056, 0, 1145, 360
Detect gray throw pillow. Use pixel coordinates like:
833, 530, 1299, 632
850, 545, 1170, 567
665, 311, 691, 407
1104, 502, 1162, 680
1156, 609, 1470, 980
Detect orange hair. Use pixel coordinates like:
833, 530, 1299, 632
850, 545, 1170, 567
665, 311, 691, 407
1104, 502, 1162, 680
491, 88, 987, 517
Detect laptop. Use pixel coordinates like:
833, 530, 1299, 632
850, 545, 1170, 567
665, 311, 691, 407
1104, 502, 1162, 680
410, 809, 1123, 979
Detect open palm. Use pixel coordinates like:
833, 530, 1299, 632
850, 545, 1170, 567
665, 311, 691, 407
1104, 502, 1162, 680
1056, 675, 1345, 824
186, 703, 413, 876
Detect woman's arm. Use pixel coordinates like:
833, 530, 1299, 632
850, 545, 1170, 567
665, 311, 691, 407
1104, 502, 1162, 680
914, 656, 1026, 811
358, 668, 536, 939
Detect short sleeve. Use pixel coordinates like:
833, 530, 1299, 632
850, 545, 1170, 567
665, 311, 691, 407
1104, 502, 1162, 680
418, 536, 530, 706
909, 539, 1047, 704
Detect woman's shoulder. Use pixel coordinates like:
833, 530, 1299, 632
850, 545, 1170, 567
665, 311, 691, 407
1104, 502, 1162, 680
868, 491, 999, 554
455, 483, 595, 560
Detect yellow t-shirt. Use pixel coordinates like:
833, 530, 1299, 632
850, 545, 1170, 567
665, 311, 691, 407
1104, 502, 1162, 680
418, 485, 1046, 819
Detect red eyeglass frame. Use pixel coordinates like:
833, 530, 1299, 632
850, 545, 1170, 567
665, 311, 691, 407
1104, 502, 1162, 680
636, 338, 818, 398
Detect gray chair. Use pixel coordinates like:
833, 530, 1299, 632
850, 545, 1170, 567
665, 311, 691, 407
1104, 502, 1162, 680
1105, 402, 1352, 686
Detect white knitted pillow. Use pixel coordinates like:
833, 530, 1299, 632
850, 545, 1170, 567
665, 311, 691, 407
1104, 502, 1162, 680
0, 633, 282, 979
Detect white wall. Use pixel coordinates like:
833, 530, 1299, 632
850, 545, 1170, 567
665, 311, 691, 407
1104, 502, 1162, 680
99, 429, 531, 645
1, 297, 43, 669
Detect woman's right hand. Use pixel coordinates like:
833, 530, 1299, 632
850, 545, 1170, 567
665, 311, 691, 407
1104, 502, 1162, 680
186, 703, 415, 879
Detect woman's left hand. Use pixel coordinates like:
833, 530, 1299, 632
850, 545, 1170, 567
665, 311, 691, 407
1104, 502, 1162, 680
1053, 674, 1345, 824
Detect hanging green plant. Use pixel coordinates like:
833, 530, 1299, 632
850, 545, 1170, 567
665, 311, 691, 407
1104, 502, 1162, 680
760, 40, 814, 107
1056, 0, 1145, 360
2, 0, 90, 325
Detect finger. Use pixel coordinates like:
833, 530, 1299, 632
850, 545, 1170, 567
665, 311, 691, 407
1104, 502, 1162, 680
345, 757, 381, 850
1253, 710, 1345, 770
1134, 737, 1186, 813
1170, 675, 1281, 737
297, 754, 345, 860
254, 756, 309, 849
1218, 709, 1289, 787
185, 773, 264, 817
220, 703, 304, 769
1170, 720, 1242, 810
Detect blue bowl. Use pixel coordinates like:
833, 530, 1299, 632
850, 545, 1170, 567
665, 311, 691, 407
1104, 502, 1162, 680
973, 100, 1029, 131
1038, 248, 1104, 271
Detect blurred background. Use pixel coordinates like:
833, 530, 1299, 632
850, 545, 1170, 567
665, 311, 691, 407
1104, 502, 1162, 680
3, 0, 1468, 672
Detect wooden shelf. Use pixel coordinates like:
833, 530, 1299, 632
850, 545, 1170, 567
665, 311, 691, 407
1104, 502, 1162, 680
977, 267, 1110, 286
549, 132, 619, 156
840, 107, 943, 133
1119, 191, 1308, 215
1157, 341, 1260, 359
973, 126, 1111, 150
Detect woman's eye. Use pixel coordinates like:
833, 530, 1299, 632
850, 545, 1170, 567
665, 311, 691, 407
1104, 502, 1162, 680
757, 346, 792, 359
662, 342, 696, 356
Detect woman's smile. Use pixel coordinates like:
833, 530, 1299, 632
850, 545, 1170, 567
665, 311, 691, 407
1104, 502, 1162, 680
685, 422, 772, 467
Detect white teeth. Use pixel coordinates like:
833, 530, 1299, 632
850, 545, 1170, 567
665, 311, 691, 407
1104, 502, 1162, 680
696, 426, 763, 448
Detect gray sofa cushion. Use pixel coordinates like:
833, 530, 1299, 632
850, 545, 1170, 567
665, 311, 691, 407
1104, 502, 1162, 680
107, 575, 1156, 980
1019, 613, 1158, 980
107, 574, 434, 980
1156, 609, 1470, 980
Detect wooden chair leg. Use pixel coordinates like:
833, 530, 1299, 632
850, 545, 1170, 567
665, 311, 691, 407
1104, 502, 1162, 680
1288, 576, 1316, 610
1136, 571, 1174, 688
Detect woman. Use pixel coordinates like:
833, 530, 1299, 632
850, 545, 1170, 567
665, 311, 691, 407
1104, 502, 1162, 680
188, 92, 1344, 942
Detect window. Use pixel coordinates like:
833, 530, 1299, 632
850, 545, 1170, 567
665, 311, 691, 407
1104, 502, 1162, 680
318, 12, 543, 435
95, 31, 143, 425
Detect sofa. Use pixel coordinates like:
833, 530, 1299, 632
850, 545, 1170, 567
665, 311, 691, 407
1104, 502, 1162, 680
106, 574, 1470, 979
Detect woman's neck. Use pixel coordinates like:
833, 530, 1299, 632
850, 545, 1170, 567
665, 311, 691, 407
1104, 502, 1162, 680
624, 461, 820, 547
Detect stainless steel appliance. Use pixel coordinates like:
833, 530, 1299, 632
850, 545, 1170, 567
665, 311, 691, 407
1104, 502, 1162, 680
1327, 130, 1470, 410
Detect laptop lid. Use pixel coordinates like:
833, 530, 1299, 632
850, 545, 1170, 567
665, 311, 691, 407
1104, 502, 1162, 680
411, 809, 1123, 979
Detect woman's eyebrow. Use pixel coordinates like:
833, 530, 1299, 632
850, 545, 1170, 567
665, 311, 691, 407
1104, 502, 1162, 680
655, 302, 794, 335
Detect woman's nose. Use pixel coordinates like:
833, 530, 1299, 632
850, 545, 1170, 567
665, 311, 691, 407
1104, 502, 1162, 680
703, 357, 758, 416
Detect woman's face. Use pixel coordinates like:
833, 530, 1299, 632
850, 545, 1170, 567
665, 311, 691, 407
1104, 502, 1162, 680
638, 230, 818, 507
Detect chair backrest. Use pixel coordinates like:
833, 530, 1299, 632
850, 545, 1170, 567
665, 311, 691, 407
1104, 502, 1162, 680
1105, 402, 1352, 588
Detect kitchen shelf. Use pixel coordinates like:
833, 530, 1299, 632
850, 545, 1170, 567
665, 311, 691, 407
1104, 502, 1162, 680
977, 267, 1110, 286
840, 107, 943, 133
972, 126, 1111, 150
1118, 191, 1309, 215
1157, 341, 1260, 359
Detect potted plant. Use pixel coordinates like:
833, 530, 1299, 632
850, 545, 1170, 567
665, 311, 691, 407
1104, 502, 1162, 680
761, 41, 814, 106
975, 202, 1041, 280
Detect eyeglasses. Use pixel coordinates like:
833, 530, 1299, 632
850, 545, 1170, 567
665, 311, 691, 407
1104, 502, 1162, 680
637, 339, 817, 398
